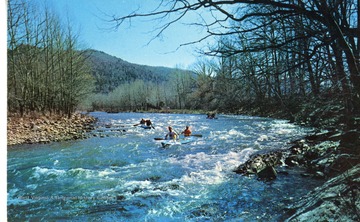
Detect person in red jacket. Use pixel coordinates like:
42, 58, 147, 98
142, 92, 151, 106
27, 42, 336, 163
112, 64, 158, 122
181, 126, 192, 137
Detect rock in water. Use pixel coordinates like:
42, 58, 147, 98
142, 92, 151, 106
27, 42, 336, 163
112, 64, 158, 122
256, 166, 277, 181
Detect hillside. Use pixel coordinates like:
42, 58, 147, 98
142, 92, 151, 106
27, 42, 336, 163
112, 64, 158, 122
83, 49, 181, 93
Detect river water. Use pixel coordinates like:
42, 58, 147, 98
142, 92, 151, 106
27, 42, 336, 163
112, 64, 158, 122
8, 112, 323, 221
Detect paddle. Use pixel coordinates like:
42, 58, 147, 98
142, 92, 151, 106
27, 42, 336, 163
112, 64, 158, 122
134, 120, 155, 129
134, 123, 155, 129
154, 137, 165, 140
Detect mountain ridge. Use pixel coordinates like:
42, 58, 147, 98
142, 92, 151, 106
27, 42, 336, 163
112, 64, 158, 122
83, 49, 188, 94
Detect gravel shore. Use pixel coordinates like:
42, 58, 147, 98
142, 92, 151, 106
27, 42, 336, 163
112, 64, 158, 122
7, 112, 97, 146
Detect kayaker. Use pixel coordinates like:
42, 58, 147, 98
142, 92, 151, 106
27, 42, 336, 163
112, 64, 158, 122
140, 118, 146, 124
165, 126, 178, 140
134, 118, 155, 129
206, 113, 216, 119
181, 126, 192, 137
140, 119, 152, 126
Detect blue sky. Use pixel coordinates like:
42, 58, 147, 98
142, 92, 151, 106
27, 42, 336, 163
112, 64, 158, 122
37, 0, 214, 68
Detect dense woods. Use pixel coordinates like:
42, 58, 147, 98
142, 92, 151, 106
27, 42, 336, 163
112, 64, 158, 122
7, 0, 94, 117
109, 0, 360, 127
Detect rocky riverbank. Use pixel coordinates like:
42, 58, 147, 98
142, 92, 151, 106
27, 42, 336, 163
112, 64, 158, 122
234, 129, 360, 221
7, 112, 97, 146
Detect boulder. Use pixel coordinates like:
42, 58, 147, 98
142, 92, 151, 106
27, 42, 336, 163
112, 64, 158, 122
234, 150, 283, 180
256, 166, 277, 181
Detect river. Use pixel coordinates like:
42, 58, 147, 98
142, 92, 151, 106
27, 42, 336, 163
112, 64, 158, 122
7, 112, 323, 221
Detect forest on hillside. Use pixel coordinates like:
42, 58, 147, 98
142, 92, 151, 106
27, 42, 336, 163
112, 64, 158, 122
83, 49, 178, 94
81, 49, 195, 112
8, 0, 360, 129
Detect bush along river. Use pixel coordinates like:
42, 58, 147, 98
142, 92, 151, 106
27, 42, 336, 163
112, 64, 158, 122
8, 112, 325, 221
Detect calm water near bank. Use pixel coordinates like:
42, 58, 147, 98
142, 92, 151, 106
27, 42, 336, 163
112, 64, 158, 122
8, 112, 323, 221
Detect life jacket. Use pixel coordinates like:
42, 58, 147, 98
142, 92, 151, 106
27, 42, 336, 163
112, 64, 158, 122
183, 129, 191, 136
169, 132, 176, 139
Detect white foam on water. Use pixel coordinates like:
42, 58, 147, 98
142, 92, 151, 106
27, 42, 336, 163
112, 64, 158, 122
270, 120, 297, 135
146, 202, 186, 221
257, 134, 269, 141
228, 129, 248, 138
143, 149, 256, 221
198, 125, 210, 132
69, 167, 116, 179
253, 141, 262, 149
26, 184, 38, 190
238, 148, 256, 161
123, 180, 152, 190
31, 166, 66, 179
98, 168, 116, 177
210, 129, 249, 141
30, 166, 117, 181
168, 149, 255, 186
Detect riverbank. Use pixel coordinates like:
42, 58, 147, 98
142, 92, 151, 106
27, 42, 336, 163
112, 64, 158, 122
238, 97, 360, 220
234, 129, 360, 221
7, 112, 97, 146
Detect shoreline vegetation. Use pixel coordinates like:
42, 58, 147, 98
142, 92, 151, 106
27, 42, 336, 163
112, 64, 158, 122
6, 109, 360, 221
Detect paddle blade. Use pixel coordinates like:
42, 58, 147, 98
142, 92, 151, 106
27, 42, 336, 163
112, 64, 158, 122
191, 134, 203, 137
154, 138, 164, 140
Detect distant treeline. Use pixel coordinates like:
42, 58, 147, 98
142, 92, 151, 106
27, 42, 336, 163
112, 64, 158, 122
85, 71, 195, 112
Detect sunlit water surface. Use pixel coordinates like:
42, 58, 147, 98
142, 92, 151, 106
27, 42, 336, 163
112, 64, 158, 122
8, 112, 323, 221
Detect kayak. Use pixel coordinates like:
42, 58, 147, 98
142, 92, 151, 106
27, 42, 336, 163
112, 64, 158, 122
154, 134, 202, 140
160, 137, 195, 148
139, 124, 152, 129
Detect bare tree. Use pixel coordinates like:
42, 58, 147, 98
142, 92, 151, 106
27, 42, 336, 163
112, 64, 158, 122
7, 0, 94, 116
108, 0, 360, 113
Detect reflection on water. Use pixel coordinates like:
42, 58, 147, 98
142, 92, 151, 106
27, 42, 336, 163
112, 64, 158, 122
8, 112, 322, 221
